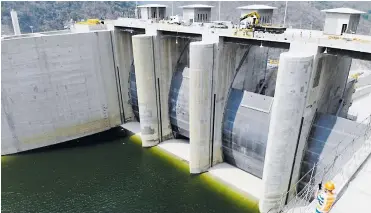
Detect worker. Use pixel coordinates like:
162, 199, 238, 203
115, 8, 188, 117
315, 181, 336, 213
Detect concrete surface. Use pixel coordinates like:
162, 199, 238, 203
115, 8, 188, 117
120, 121, 141, 134
331, 155, 371, 213
212, 41, 250, 167
1, 31, 121, 155
209, 162, 263, 200
155, 33, 187, 141
189, 41, 215, 174
316, 54, 352, 115
132, 34, 160, 147
113, 29, 137, 122
157, 139, 190, 162
349, 93, 371, 123
114, 18, 371, 54
260, 50, 314, 213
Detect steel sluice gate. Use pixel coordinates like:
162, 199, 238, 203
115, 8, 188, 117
167, 65, 273, 178
128, 41, 279, 178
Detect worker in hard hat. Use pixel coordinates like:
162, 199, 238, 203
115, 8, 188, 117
315, 181, 336, 213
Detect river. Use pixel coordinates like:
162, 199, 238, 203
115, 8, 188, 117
2, 128, 258, 213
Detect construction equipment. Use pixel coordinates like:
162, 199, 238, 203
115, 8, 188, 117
76, 19, 104, 25
240, 11, 260, 26
238, 11, 286, 34
168, 15, 183, 25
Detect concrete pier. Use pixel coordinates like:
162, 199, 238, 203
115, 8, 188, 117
260, 51, 314, 213
189, 41, 216, 174
132, 34, 160, 147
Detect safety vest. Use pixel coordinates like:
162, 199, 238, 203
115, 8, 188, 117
316, 191, 336, 213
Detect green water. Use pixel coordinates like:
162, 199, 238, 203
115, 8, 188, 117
2, 129, 259, 213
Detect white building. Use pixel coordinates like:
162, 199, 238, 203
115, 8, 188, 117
322, 8, 365, 35
237, 5, 276, 25
138, 4, 167, 20
180, 4, 213, 23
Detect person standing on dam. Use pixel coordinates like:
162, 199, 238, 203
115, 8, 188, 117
315, 181, 336, 213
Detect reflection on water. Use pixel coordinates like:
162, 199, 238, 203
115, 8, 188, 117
2, 128, 258, 213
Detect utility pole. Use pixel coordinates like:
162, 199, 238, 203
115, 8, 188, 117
10, 9, 21, 35
283, 1, 288, 26
172, 2, 174, 16
135, 1, 138, 18
218, 1, 221, 21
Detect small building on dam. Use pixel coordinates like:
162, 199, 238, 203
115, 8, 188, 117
2, 5, 371, 213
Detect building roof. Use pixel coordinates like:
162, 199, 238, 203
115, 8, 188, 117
137, 4, 167, 8
237, 5, 276, 10
180, 4, 214, 9
321, 7, 365, 14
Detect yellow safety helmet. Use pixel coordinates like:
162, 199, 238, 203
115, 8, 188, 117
324, 181, 335, 191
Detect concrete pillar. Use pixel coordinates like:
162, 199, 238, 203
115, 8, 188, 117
285, 43, 320, 202
260, 52, 314, 213
10, 9, 21, 35
189, 41, 215, 174
132, 34, 159, 147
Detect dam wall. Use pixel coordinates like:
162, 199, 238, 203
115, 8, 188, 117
2, 21, 367, 213
1, 31, 121, 155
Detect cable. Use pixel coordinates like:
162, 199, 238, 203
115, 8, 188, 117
279, 114, 371, 211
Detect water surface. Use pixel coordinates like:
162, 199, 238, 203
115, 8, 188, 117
2, 129, 258, 213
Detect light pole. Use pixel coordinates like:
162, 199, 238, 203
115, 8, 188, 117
283, 1, 288, 26
135, 1, 138, 18
218, 1, 221, 21
172, 1, 174, 16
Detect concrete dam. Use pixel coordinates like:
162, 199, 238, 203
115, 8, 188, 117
2, 8, 371, 213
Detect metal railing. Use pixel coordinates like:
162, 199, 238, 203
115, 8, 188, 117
269, 115, 371, 213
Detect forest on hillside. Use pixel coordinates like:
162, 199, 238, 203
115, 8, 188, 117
1, 1, 135, 34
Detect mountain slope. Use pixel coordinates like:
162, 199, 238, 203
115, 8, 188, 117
1, 1, 135, 34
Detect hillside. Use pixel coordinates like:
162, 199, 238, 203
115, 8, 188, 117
1, 1, 135, 34
2, 1, 370, 35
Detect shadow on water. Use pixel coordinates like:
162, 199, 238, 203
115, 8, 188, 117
17, 127, 128, 155
2, 126, 259, 213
